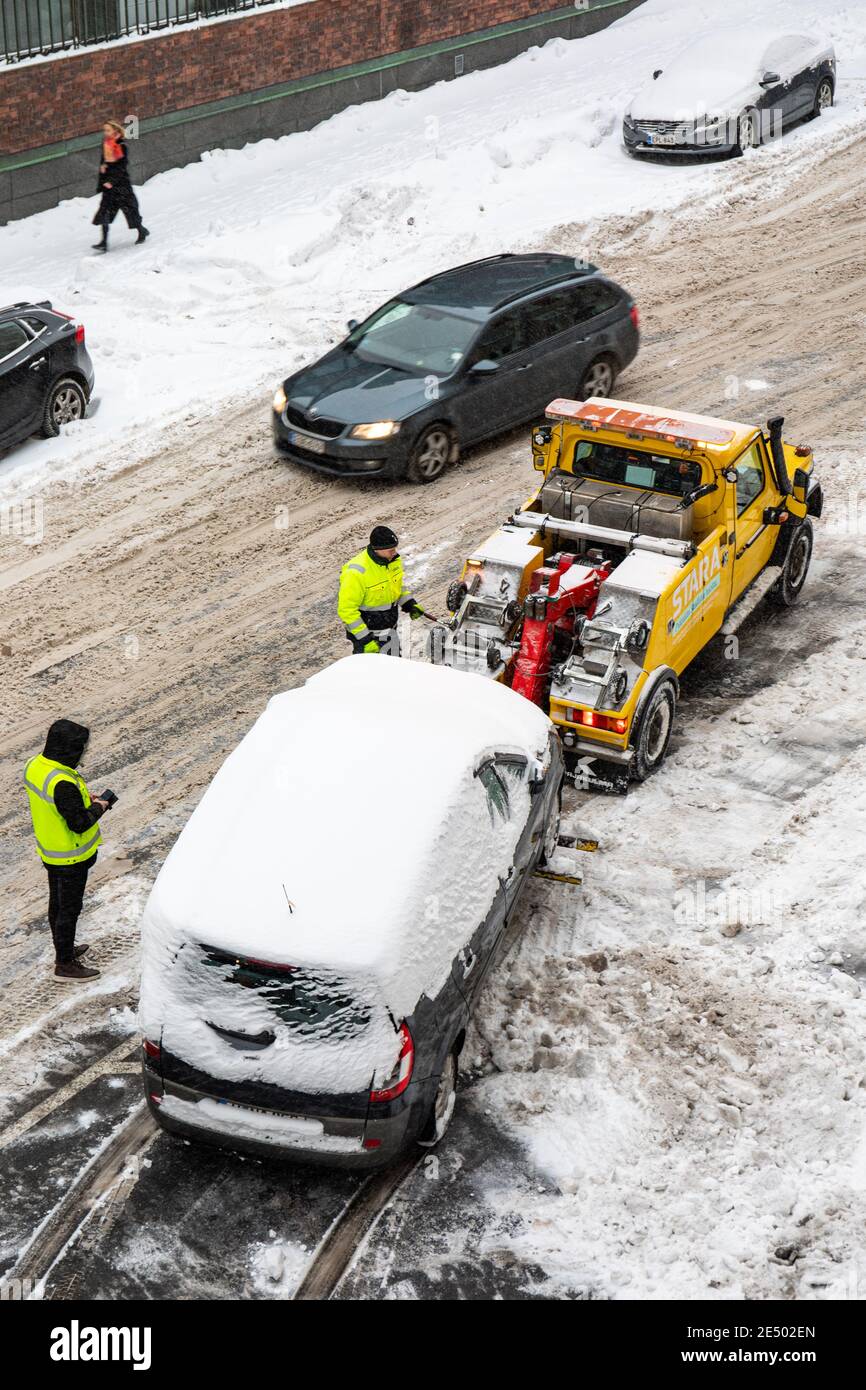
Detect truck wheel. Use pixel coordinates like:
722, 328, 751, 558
417, 1048, 458, 1148
768, 518, 813, 608
40, 378, 86, 437
406, 424, 455, 484
631, 680, 676, 782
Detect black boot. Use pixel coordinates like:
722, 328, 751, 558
92, 227, 108, 253
135, 225, 150, 244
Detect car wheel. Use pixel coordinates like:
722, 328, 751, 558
814, 78, 834, 116
630, 680, 676, 782
406, 424, 455, 484
577, 355, 616, 400
734, 108, 758, 155
539, 795, 562, 867
40, 378, 86, 437
417, 1048, 458, 1148
768, 519, 813, 608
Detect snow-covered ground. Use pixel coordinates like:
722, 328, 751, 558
2, 0, 866, 1301
1, 0, 865, 505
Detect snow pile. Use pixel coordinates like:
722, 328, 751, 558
1, 0, 865, 500
139, 656, 551, 1091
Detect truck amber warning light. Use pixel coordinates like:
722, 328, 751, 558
545, 399, 738, 446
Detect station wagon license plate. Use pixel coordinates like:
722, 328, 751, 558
648, 133, 677, 146
290, 430, 326, 454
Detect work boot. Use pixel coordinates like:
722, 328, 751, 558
135, 226, 150, 244
55, 960, 101, 982
92, 230, 108, 253
73, 943, 91, 959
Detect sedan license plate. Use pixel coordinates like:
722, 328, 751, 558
649, 133, 677, 147
291, 430, 326, 454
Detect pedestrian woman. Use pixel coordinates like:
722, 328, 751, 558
92, 119, 149, 253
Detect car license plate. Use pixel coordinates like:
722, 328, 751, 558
291, 430, 326, 454
649, 134, 677, 147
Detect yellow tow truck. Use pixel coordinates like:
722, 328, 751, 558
431, 397, 822, 791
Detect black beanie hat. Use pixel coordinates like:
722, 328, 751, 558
370, 525, 398, 549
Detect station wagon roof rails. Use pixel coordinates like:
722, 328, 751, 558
0, 300, 52, 315
495, 265, 598, 310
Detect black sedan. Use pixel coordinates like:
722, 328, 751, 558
0, 300, 95, 451
272, 253, 639, 483
623, 29, 836, 157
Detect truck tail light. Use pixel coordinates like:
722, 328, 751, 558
630, 304, 640, 329
568, 709, 627, 735
369, 1023, 414, 1103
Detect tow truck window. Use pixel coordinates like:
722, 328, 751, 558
734, 443, 765, 513
571, 440, 702, 498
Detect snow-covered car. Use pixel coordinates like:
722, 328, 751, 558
623, 29, 836, 157
140, 657, 563, 1168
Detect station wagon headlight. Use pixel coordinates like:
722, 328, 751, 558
350, 420, 401, 440
273, 386, 287, 412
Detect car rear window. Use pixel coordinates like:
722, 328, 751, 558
198, 945, 374, 1041
571, 440, 703, 498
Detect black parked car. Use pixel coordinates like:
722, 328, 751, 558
623, 29, 836, 157
273, 253, 639, 483
0, 301, 95, 451
140, 658, 564, 1168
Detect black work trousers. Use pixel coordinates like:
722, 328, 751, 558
46, 856, 95, 964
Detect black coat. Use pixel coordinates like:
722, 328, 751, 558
93, 140, 142, 227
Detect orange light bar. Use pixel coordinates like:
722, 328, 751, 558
545, 399, 737, 447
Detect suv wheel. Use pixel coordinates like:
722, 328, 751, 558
631, 680, 676, 782
577, 355, 616, 400
418, 1048, 458, 1148
40, 378, 86, 437
768, 519, 813, 608
406, 424, 455, 484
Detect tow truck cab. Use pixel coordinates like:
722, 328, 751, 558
435, 397, 821, 789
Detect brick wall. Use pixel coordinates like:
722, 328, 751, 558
1, 0, 559, 156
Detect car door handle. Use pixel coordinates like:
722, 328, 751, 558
29, 357, 47, 371
516, 363, 533, 371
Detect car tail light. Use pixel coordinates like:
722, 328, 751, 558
369, 1023, 414, 1103
362, 1138, 382, 1150
630, 304, 640, 329
568, 709, 627, 735
75, 324, 85, 344
149, 1093, 163, 1105
142, 1038, 161, 1060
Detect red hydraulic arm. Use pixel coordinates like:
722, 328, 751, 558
510, 555, 609, 707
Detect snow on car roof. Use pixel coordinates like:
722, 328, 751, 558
631, 27, 826, 116
142, 657, 552, 1005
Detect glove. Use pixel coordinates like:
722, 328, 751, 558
363, 637, 381, 653
401, 602, 425, 620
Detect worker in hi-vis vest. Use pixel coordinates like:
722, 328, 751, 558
23, 720, 116, 981
338, 525, 435, 654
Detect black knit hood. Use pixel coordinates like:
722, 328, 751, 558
43, 719, 90, 769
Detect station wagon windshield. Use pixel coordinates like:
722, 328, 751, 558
571, 440, 703, 498
348, 299, 479, 375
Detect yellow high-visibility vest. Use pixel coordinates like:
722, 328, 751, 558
338, 548, 414, 645
23, 754, 102, 866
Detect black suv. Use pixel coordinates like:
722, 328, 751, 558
0, 301, 95, 451
273, 253, 639, 483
